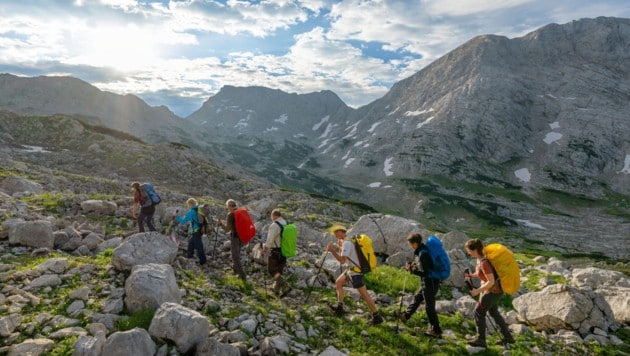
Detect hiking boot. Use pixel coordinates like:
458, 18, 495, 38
279, 286, 292, 298
327, 302, 345, 317
468, 338, 487, 348
369, 312, 383, 325
424, 329, 442, 338
497, 336, 515, 345
396, 311, 408, 323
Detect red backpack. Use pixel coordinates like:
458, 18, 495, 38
234, 207, 256, 243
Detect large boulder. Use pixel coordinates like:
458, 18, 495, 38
111, 232, 178, 272
124, 264, 181, 313
347, 214, 425, 257
572, 267, 630, 324
80, 200, 117, 215
1, 176, 43, 195
571, 267, 630, 288
513, 284, 616, 335
148, 302, 210, 354
8, 220, 54, 249
195, 337, 241, 356
8, 338, 53, 356
101, 328, 155, 356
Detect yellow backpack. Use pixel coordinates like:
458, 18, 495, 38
483, 244, 520, 295
349, 234, 377, 273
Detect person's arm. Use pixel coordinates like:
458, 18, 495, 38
262, 222, 280, 253
219, 212, 234, 233
326, 241, 348, 264
175, 209, 192, 224
471, 260, 496, 297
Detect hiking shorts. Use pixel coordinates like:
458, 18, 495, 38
267, 248, 287, 276
349, 273, 365, 289
140, 204, 155, 216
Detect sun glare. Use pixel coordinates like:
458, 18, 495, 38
78, 25, 160, 71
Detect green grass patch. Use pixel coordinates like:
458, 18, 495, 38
117, 308, 156, 331
364, 266, 420, 296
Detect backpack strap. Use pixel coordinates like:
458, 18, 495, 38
274, 220, 285, 248
481, 257, 502, 291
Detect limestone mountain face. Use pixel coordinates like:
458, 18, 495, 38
0, 74, 184, 143
188, 85, 352, 147
186, 85, 358, 197
314, 16, 629, 197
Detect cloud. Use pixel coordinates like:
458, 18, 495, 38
0, 0, 628, 117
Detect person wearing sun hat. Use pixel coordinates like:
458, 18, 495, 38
325, 223, 383, 325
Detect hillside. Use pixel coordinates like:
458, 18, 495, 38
0, 18, 628, 258
0, 114, 629, 355
0, 74, 186, 143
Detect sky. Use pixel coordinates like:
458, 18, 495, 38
1, 1, 628, 117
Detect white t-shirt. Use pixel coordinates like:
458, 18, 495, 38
341, 240, 361, 273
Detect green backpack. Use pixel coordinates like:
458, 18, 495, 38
276, 221, 298, 258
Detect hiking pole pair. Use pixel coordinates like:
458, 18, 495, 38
303, 250, 329, 304
395, 269, 409, 333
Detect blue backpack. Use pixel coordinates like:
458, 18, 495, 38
424, 235, 451, 281
140, 183, 161, 208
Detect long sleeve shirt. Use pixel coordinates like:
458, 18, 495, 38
265, 218, 287, 249
176, 206, 199, 232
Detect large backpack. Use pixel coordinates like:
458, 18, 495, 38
140, 183, 161, 208
233, 207, 256, 244
424, 235, 451, 281
193, 204, 212, 234
276, 221, 298, 258
483, 243, 520, 295
349, 234, 377, 274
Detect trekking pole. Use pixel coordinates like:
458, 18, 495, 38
395, 269, 409, 333
212, 216, 220, 260
465, 269, 500, 341
303, 250, 329, 304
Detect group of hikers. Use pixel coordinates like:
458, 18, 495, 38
131, 182, 515, 348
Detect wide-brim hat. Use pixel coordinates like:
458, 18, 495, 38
329, 224, 347, 233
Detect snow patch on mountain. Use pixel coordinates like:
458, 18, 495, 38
313, 116, 329, 130
368, 121, 382, 134
544, 132, 562, 144
416, 116, 435, 129
620, 154, 630, 174
516, 219, 545, 230
275, 114, 288, 124
384, 157, 394, 176
515, 168, 531, 182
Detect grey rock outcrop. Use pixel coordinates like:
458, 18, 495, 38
148, 302, 210, 354
513, 284, 616, 335
124, 264, 181, 313
80, 200, 117, 215
111, 232, 178, 272
102, 328, 156, 356
1, 176, 44, 195
8, 220, 54, 249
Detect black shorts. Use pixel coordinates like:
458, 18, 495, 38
267, 249, 287, 276
349, 274, 365, 289
140, 204, 155, 215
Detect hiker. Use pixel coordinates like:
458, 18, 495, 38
174, 198, 207, 266
261, 209, 290, 297
131, 182, 155, 233
217, 199, 246, 280
464, 238, 515, 348
398, 232, 443, 338
326, 225, 383, 325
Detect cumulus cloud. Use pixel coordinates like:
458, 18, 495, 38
0, 0, 628, 116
